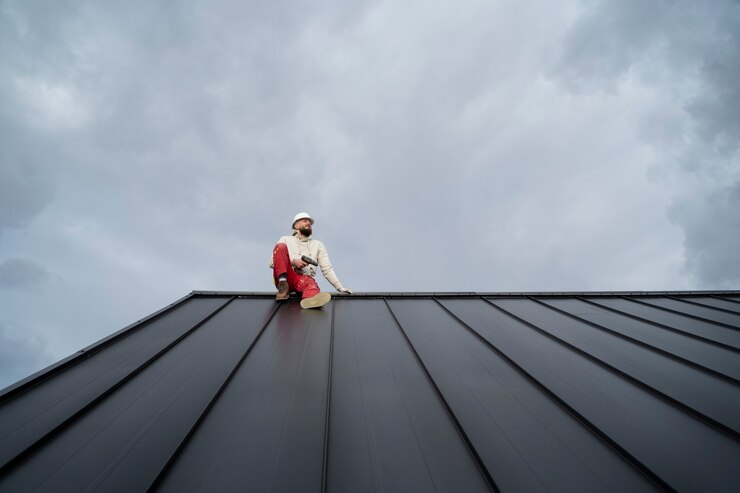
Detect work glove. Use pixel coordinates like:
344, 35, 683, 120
338, 287, 353, 294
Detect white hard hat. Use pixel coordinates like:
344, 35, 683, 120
292, 212, 314, 228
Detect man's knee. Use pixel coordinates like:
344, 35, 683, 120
297, 276, 319, 290
273, 243, 288, 254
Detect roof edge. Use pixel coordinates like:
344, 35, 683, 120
0, 291, 197, 402
192, 290, 740, 297
4, 289, 736, 399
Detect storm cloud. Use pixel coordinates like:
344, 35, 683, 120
550, 0, 740, 287
0, 257, 51, 289
0, 0, 737, 388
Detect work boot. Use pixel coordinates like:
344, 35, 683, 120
276, 280, 289, 301
300, 292, 331, 309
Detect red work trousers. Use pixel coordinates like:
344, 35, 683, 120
272, 243, 321, 299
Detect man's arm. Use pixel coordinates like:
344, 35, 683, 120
316, 242, 352, 293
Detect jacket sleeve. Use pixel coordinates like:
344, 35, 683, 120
316, 241, 344, 291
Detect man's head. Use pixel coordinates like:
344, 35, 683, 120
292, 212, 314, 236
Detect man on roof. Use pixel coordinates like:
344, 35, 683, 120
270, 212, 353, 309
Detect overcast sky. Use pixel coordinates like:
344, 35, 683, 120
1, 0, 738, 389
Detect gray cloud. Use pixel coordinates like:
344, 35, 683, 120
550, 0, 740, 287
0, 322, 55, 391
0, 0, 737, 387
0, 257, 51, 289
0, 79, 57, 237
670, 181, 740, 288
551, 0, 668, 91
687, 45, 740, 155
0, 159, 53, 235
0, 2, 65, 237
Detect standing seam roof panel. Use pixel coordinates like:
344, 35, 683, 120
327, 299, 491, 492
441, 297, 740, 492
156, 302, 332, 492
689, 297, 740, 313
538, 298, 740, 382
393, 298, 658, 492
0, 298, 277, 492
491, 298, 740, 434
0, 296, 229, 473
636, 298, 740, 327
1, 292, 739, 492
588, 298, 740, 349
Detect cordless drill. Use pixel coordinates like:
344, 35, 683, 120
301, 255, 318, 266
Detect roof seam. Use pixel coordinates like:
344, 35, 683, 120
481, 298, 740, 443
0, 295, 236, 476
668, 296, 740, 316
383, 299, 500, 493
575, 297, 740, 354
622, 297, 740, 331
147, 300, 283, 491
530, 297, 740, 387
710, 294, 740, 306
438, 296, 673, 492
320, 301, 336, 493
0, 291, 198, 404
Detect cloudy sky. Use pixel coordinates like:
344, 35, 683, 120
1, 0, 738, 389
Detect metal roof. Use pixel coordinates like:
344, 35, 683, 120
1, 291, 739, 492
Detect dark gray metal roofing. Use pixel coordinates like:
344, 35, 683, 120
1, 291, 739, 492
